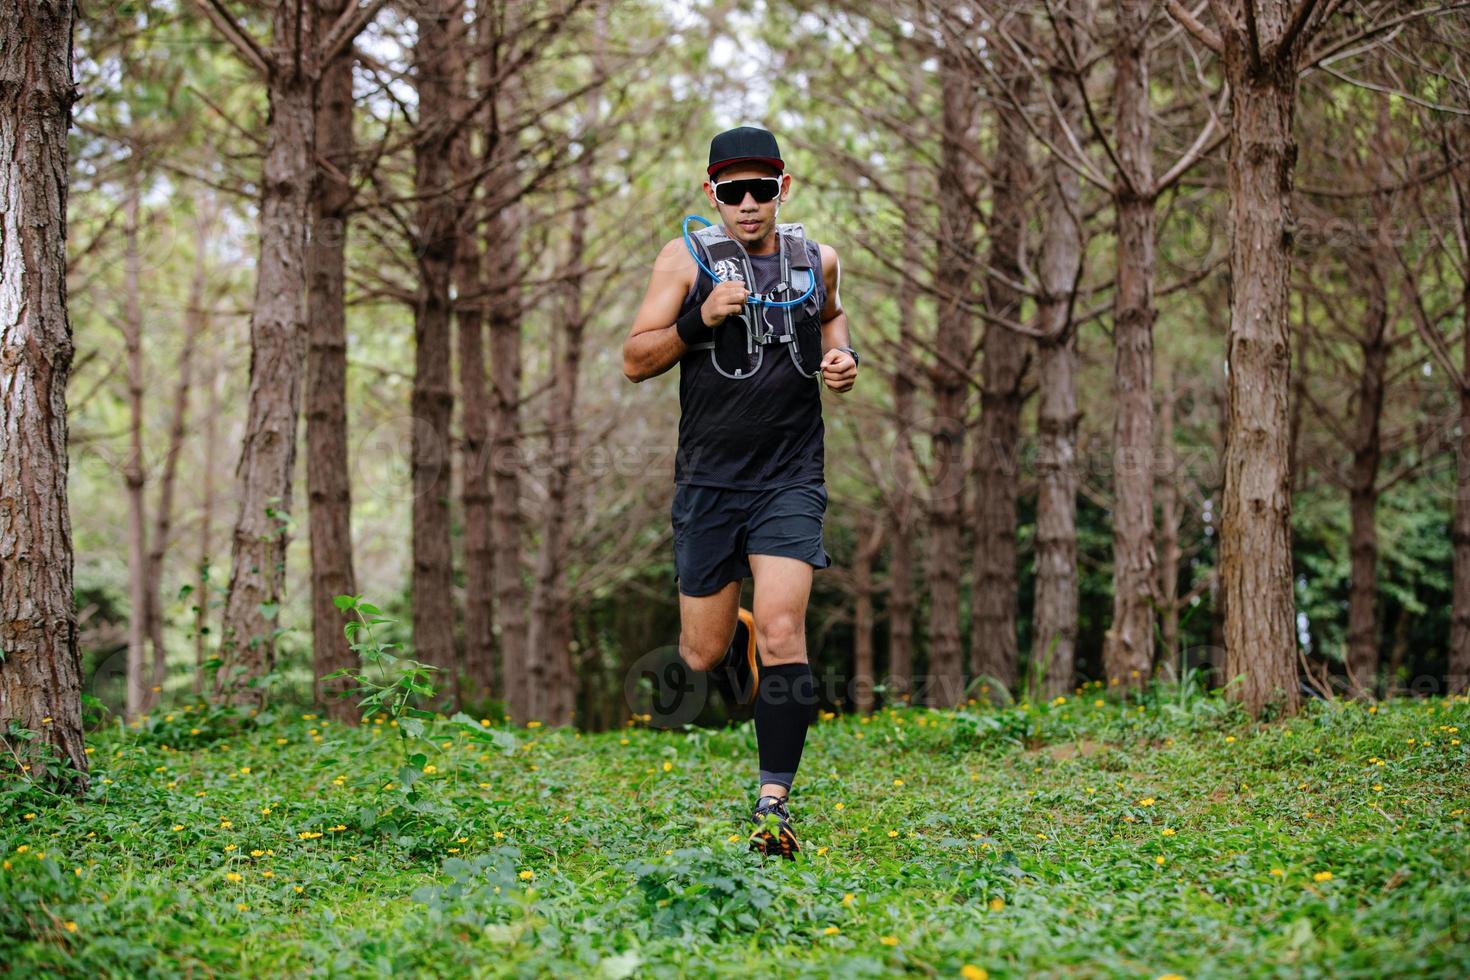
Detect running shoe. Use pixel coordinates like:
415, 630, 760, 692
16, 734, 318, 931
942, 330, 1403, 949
748, 793, 800, 859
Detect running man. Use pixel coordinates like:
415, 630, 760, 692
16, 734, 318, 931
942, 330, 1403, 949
622, 126, 859, 858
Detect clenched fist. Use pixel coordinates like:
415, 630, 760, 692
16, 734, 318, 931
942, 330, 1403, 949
821, 347, 857, 392
701, 278, 750, 327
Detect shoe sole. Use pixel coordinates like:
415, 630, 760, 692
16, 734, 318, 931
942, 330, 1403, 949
748, 824, 800, 860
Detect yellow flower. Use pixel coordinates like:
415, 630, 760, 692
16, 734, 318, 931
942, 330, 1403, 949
728, 834, 742, 843
1138, 798, 1156, 807
493, 831, 505, 839
219, 820, 233, 829
239, 767, 251, 775
1036, 833, 1048, 840
1161, 828, 1176, 837
236, 903, 249, 912
15, 846, 28, 854
63, 921, 77, 933
527, 721, 543, 729
1270, 868, 1285, 877
1313, 871, 1333, 882
250, 849, 265, 857
989, 897, 1005, 911
223, 844, 236, 852
842, 893, 856, 907
887, 830, 899, 838
893, 778, 905, 787
662, 761, 673, 772
22, 813, 35, 821
823, 926, 840, 936
816, 846, 829, 856
421, 765, 436, 775
1155, 856, 1167, 865
834, 802, 845, 811
1225, 736, 1237, 744
261, 870, 274, 878
880, 936, 899, 947
1156, 975, 1185, 980
619, 738, 630, 745
519, 870, 534, 880
961, 967, 988, 980
225, 872, 243, 882
298, 831, 323, 840
294, 885, 304, 894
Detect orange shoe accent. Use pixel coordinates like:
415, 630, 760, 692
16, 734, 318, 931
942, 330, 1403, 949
737, 606, 759, 705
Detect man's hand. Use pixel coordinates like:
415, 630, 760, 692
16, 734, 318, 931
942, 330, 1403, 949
701, 278, 750, 327
820, 347, 857, 392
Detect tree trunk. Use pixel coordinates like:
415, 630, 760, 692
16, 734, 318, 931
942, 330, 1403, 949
970, 16, 1030, 695
307, 0, 359, 723
1218, 1, 1302, 718
454, 39, 496, 707
0, 0, 88, 790
1033, 32, 1084, 697
124, 180, 151, 721
1345, 262, 1388, 697
410, 0, 463, 688
853, 521, 885, 713
526, 184, 588, 728
143, 204, 210, 713
489, 97, 530, 721
196, 337, 223, 696
886, 154, 922, 704
218, 4, 317, 704
1104, 0, 1158, 689
1156, 356, 1181, 676
926, 37, 980, 708
1452, 128, 1470, 695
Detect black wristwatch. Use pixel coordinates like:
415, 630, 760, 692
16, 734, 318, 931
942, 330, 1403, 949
837, 345, 860, 368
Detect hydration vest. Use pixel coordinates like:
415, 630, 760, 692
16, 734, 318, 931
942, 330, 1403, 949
685, 222, 825, 381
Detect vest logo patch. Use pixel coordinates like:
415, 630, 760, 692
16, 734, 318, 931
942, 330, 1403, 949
712, 258, 743, 283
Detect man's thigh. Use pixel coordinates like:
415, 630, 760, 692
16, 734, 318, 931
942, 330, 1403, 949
677, 579, 741, 664
748, 554, 812, 666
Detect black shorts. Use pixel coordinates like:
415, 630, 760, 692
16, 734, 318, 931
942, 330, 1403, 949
671, 480, 832, 597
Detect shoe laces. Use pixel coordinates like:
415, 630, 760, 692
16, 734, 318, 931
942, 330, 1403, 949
754, 794, 790, 819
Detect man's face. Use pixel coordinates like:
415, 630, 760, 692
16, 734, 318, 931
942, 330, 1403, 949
703, 163, 791, 247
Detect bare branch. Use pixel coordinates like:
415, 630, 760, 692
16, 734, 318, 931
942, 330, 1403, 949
192, 0, 271, 77
319, 0, 391, 67
1164, 0, 1224, 54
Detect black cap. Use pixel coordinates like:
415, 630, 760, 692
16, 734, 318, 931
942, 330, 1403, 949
707, 126, 784, 177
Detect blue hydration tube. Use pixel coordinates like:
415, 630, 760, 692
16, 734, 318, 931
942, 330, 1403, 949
682, 214, 817, 309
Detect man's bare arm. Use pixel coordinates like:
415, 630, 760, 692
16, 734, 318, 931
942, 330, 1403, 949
623, 238, 699, 383
816, 244, 857, 393
622, 238, 753, 383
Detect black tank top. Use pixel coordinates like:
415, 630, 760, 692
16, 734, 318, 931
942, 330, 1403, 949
673, 238, 827, 489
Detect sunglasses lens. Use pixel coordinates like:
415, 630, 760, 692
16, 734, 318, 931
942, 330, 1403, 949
715, 178, 779, 206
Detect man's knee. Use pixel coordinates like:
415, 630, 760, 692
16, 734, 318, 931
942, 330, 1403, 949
755, 611, 805, 663
678, 635, 726, 673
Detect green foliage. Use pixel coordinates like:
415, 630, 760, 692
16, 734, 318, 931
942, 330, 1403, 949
1, 696, 1465, 975
324, 594, 439, 761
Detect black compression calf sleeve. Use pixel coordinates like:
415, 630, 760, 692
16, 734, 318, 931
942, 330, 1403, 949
755, 662, 817, 792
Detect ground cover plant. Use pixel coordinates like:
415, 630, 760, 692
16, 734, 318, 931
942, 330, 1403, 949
2, 688, 1467, 977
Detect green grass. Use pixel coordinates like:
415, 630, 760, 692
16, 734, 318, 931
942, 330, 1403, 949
3, 690, 1468, 978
